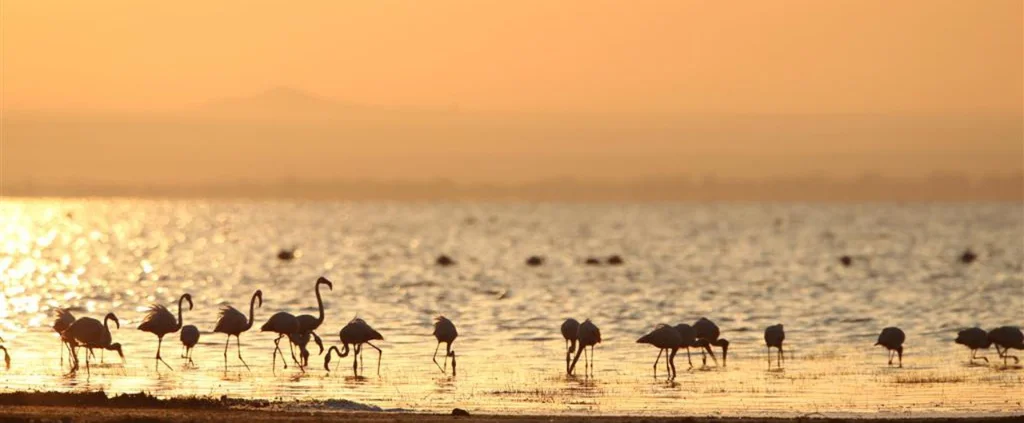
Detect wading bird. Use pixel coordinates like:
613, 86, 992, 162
0, 337, 9, 370
560, 318, 580, 373
288, 331, 324, 369
988, 326, 1023, 366
261, 311, 300, 372
637, 324, 681, 379
694, 318, 730, 367
53, 308, 78, 368
432, 316, 458, 375
875, 327, 905, 367
64, 313, 124, 375
138, 293, 193, 371
325, 318, 383, 377
294, 277, 333, 363
674, 323, 699, 368
213, 290, 263, 370
568, 319, 600, 376
954, 327, 990, 364
764, 324, 785, 369
180, 325, 199, 367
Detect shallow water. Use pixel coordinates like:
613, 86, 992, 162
1, 199, 1022, 417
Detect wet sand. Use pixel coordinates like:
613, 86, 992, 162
0, 392, 1020, 423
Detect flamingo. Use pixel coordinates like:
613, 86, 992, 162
63, 313, 124, 375
568, 319, 600, 376
213, 290, 262, 370
0, 337, 9, 370
988, 326, 1023, 366
694, 318, 730, 367
53, 308, 77, 368
560, 318, 580, 373
138, 293, 193, 371
180, 325, 199, 367
636, 324, 681, 379
875, 327, 905, 367
764, 324, 785, 369
432, 316, 458, 375
325, 318, 383, 377
260, 311, 300, 372
674, 323, 699, 368
954, 327, 990, 364
288, 331, 324, 369
294, 277, 333, 363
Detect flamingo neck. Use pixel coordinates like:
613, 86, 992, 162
246, 293, 258, 329
314, 283, 325, 326
176, 295, 186, 330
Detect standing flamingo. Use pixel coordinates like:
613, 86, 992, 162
213, 290, 263, 370
288, 331, 324, 369
636, 324, 681, 379
560, 318, 580, 373
988, 326, 1023, 366
294, 277, 333, 363
325, 318, 383, 377
260, 311, 300, 372
138, 293, 193, 371
0, 337, 9, 370
432, 316, 458, 376
674, 323, 699, 368
63, 313, 124, 375
568, 319, 600, 376
764, 324, 785, 369
180, 325, 199, 367
53, 308, 78, 368
875, 327, 905, 367
954, 327, 990, 364
694, 317, 730, 367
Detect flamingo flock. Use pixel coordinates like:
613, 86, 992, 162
3, 274, 1018, 381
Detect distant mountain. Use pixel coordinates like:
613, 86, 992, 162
193, 86, 370, 121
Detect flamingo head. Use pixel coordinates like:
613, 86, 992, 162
182, 293, 194, 310
109, 343, 125, 362
104, 313, 120, 330
317, 277, 334, 291
255, 290, 264, 308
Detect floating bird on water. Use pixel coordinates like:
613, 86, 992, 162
954, 327, 990, 364
839, 255, 853, 267
764, 324, 785, 369
959, 249, 977, 264
606, 255, 624, 265
325, 318, 384, 377
525, 256, 545, 266
436, 255, 456, 266
138, 293, 193, 371
432, 316, 458, 376
568, 319, 601, 376
260, 311, 300, 373
213, 290, 263, 371
875, 327, 905, 367
987, 326, 1023, 366
637, 324, 682, 379
583, 257, 601, 266
694, 318, 730, 367
180, 325, 199, 367
277, 247, 297, 261
560, 318, 580, 373
64, 313, 124, 375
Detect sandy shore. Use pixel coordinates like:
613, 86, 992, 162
0, 392, 1021, 423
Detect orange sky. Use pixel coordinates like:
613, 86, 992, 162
4, 0, 1021, 114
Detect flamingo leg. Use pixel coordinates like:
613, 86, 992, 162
443, 342, 451, 372
448, 343, 456, 377
366, 341, 383, 377
155, 336, 173, 371
432, 342, 445, 373
652, 348, 663, 378
685, 346, 693, 368
590, 345, 595, 376
767, 346, 772, 369
668, 348, 677, 380
780, 345, 785, 366
352, 345, 359, 376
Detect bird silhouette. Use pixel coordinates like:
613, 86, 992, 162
213, 290, 263, 370
432, 316, 458, 376
694, 318, 730, 367
560, 318, 580, 373
987, 326, 1023, 366
63, 313, 124, 375
637, 324, 682, 379
180, 325, 199, 367
138, 293, 193, 371
875, 327, 905, 367
260, 311, 300, 373
0, 337, 9, 370
294, 277, 333, 363
954, 327, 991, 364
288, 331, 324, 370
325, 318, 383, 377
764, 324, 785, 369
568, 319, 600, 376
53, 308, 78, 369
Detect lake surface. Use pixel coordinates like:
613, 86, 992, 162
1, 199, 1022, 417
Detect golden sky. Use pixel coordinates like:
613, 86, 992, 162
2, 1, 1022, 188
5, 0, 1021, 114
